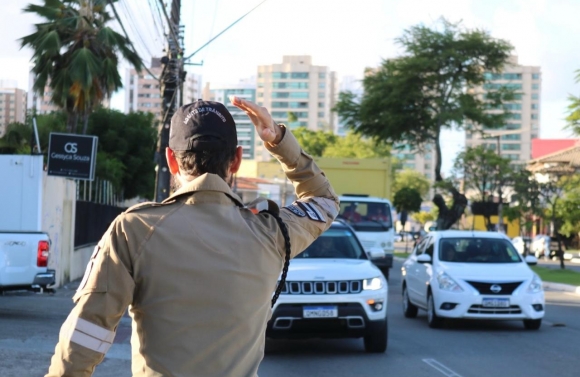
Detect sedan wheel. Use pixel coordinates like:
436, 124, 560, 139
427, 293, 443, 328
402, 285, 418, 318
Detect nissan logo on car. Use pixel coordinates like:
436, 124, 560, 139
490, 284, 502, 293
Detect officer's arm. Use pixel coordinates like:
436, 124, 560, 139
266, 127, 340, 257
45, 218, 134, 377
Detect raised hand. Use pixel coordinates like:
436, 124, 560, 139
229, 96, 284, 145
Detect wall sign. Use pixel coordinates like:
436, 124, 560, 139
47, 133, 98, 180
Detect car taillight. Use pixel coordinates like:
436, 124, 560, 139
37, 240, 49, 267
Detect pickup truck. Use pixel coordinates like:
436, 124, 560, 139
0, 232, 55, 293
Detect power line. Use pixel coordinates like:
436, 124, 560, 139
107, 0, 160, 81
183, 0, 269, 62
156, 0, 183, 55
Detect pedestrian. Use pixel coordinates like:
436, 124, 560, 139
45, 97, 339, 377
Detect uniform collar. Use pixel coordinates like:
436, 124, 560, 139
162, 173, 244, 207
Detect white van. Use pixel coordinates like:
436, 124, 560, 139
338, 195, 395, 279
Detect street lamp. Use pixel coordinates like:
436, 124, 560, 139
481, 129, 522, 233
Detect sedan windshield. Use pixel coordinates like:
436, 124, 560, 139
439, 237, 522, 263
295, 228, 367, 259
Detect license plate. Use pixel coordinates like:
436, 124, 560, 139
303, 305, 338, 318
482, 298, 510, 308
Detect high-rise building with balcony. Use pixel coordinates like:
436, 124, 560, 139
466, 56, 541, 165
202, 79, 257, 159
256, 55, 336, 161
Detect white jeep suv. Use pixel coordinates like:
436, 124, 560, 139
267, 220, 389, 353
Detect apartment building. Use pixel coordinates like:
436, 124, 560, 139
466, 56, 541, 165
0, 86, 27, 136
125, 58, 202, 122
202, 79, 257, 159
256, 55, 336, 160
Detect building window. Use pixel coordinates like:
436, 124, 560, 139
502, 144, 521, 151
532, 93, 539, 100
531, 103, 539, 110
319, 73, 326, 79
532, 83, 540, 90
501, 134, 521, 141
506, 113, 521, 120
272, 82, 309, 89
318, 102, 324, 108
318, 111, 324, 118
532, 73, 540, 80
502, 73, 522, 80
318, 92, 325, 98
483, 83, 522, 90
424, 163, 431, 169
318, 82, 325, 89
272, 92, 308, 99
503, 103, 522, 110
506, 123, 521, 130
531, 113, 538, 120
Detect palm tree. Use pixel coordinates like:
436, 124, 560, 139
20, 0, 143, 134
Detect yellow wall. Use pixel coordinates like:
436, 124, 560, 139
237, 157, 392, 199
472, 215, 520, 238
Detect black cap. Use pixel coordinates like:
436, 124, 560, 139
169, 100, 237, 152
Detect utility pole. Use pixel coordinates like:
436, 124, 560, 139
154, 0, 182, 202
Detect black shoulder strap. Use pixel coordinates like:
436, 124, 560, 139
260, 209, 291, 308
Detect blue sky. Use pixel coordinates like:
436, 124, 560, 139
1, 0, 579, 175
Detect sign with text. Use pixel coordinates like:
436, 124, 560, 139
47, 133, 98, 180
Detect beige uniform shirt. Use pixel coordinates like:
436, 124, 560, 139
46, 129, 339, 377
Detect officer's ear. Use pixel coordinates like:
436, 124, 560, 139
229, 146, 243, 175
166, 147, 180, 175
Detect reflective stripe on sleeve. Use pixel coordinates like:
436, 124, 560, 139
60, 315, 116, 354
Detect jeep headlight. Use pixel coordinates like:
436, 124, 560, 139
527, 274, 543, 293
363, 277, 383, 290
437, 272, 463, 292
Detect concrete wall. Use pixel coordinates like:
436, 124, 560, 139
42, 173, 77, 287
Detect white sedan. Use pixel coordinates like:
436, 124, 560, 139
401, 230, 545, 330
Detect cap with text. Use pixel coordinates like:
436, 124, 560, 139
169, 100, 238, 152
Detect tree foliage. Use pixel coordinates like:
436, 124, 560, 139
392, 169, 431, 199
393, 187, 422, 213
20, 0, 143, 134
453, 145, 514, 201
565, 69, 580, 136
412, 210, 436, 226
334, 18, 514, 182
292, 127, 390, 158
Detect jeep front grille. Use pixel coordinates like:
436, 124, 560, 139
278, 280, 363, 294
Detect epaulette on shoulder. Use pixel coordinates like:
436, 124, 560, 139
124, 201, 170, 214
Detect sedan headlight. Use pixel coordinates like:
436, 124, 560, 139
363, 277, 383, 290
437, 272, 463, 292
527, 274, 543, 293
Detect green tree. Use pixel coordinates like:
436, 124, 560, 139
392, 169, 431, 199
324, 131, 390, 158
557, 174, 580, 239
565, 69, 580, 136
0, 122, 31, 154
412, 210, 435, 226
453, 146, 513, 201
334, 18, 515, 229
292, 127, 337, 156
88, 108, 157, 199
393, 187, 422, 214
20, 0, 143, 134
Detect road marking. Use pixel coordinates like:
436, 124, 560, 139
422, 359, 464, 377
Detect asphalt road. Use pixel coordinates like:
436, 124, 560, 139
1, 260, 579, 377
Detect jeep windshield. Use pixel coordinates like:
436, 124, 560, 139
337, 200, 393, 232
295, 227, 367, 259
439, 237, 523, 263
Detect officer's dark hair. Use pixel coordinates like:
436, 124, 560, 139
173, 147, 237, 180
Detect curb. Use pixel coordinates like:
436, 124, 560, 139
544, 282, 580, 295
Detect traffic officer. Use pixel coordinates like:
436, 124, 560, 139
45, 96, 339, 377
